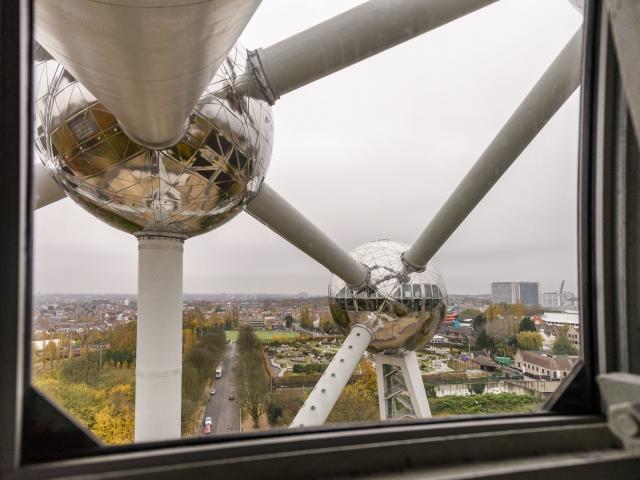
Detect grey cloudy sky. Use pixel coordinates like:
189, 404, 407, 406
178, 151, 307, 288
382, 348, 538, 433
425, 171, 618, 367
33, 0, 583, 296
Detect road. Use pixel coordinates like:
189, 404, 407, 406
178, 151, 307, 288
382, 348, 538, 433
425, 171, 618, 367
202, 342, 240, 435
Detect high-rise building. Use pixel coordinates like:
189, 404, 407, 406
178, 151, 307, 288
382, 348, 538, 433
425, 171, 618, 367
519, 282, 540, 306
491, 282, 519, 304
491, 282, 540, 306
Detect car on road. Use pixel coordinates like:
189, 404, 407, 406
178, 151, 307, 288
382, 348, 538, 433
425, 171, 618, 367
204, 416, 212, 426
210, 388, 216, 395
203, 424, 211, 435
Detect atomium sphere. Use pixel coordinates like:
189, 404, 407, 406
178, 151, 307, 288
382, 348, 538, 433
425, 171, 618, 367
328, 240, 447, 354
33, 45, 273, 237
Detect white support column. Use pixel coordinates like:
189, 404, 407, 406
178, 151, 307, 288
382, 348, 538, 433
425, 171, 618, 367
375, 357, 387, 420
290, 324, 373, 428
134, 234, 185, 442
375, 352, 431, 420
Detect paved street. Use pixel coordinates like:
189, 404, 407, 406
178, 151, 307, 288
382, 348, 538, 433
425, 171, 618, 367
202, 342, 240, 435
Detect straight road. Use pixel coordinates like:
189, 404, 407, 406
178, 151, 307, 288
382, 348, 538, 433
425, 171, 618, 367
202, 342, 240, 435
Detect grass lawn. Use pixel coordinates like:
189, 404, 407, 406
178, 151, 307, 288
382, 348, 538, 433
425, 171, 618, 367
430, 393, 543, 416
225, 330, 299, 342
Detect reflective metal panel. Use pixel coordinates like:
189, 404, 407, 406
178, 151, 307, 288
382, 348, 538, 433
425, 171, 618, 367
35, 0, 262, 147
329, 240, 447, 354
34, 45, 273, 237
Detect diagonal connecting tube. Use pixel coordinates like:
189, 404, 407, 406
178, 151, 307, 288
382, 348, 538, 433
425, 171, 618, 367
246, 183, 370, 289
34, 162, 66, 209
402, 28, 583, 272
244, 0, 497, 103
290, 324, 374, 427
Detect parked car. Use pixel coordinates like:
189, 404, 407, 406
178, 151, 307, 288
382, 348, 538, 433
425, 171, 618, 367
204, 416, 212, 426
210, 388, 216, 396
203, 424, 211, 435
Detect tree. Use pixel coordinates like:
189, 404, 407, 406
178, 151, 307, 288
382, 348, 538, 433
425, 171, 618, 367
516, 332, 543, 351
328, 361, 378, 423
45, 340, 59, 369
512, 303, 525, 319
519, 316, 536, 332
183, 328, 195, 355
92, 403, 134, 444
485, 304, 504, 322
472, 314, 487, 332
474, 330, 495, 351
284, 314, 294, 330
468, 383, 486, 395
234, 327, 270, 427
266, 395, 284, 426
60, 351, 101, 385
495, 337, 514, 357
299, 306, 313, 330
319, 313, 337, 333
551, 335, 578, 355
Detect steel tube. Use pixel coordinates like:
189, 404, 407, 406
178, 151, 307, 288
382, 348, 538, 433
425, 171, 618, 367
135, 235, 185, 442
403, 28, 583, 270
290, 324, 373, 427
251, 0, 496, 101
35, 0, 261, 148
246, 183, 369, 289
33, 162, 65, 209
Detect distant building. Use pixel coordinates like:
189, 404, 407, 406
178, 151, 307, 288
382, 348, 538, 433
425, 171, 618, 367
491, 282, 540, 306
567, 326, 580, 346
519, 282, 540, 306
514, 350, 579, 380
491, 282, 519, 304
541, 311, 579, 329
239, 313, 265, 329
471, 354, 500, 372
437, 325, 474, 345
542, 290, 578, 308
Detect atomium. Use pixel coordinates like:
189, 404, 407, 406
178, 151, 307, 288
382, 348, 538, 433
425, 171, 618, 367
34, 45, 273, 237
328, 240, 447, 354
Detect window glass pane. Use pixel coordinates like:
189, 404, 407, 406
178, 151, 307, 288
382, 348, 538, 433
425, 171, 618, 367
424, 284, 434, 298
30, 0, 584, 447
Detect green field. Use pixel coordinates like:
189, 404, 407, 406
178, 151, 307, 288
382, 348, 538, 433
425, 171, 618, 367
225, 330, 300, 342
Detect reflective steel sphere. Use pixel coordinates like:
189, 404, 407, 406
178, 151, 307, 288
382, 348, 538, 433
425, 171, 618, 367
329, 240, 447, 354
34, 45, 273, 237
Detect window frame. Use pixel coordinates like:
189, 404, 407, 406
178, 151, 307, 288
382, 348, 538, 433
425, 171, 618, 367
2, 0, 640, 478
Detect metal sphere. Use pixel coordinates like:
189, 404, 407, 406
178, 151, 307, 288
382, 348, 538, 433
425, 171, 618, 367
328, 240, 447, 354
34, 45, 273, 237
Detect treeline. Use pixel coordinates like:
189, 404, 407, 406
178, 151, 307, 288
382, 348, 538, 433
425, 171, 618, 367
33, 322, 138, 444
234, 326, 270, 427
298, 306, 338, 333
181, 327, 226, 435
473, 313, 578, 356
35, 321, 136, 371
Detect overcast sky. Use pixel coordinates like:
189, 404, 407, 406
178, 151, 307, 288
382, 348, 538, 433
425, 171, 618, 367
33, 0, 583, 296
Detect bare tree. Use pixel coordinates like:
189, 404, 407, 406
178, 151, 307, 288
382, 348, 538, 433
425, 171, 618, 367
234, 327, 270, 427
